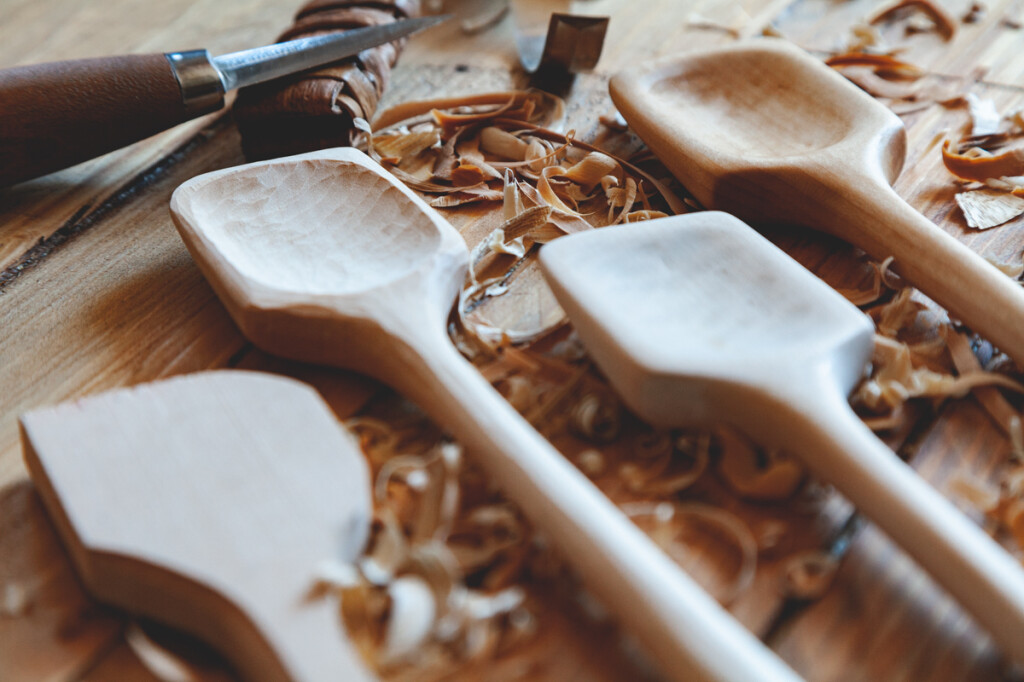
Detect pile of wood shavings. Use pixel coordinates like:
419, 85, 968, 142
311, 417, 545, 677
837, 259, 1024, 559
311, 408, 665, 680
356, 90, 685, 346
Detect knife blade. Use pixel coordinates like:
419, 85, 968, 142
0, 14, 447, 187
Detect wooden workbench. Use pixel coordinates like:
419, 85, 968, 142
2, 0, 1024, 679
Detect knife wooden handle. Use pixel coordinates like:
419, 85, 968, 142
0, 53, 222, 187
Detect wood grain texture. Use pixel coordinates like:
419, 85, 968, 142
21, 371, 375, 682
1, 0, 1024, 679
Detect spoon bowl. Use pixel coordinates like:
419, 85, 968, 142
171, 149, 465, 377
611, 39, 1024, 365
540, 211, 1024, 664
21, 371, 375, 682
170, 149, 802, 682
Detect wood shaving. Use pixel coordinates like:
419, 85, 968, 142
825, 52, 924, 79
370, 90, 683, 349
314, 428, 549, 677
962, 1, 986, 22
949, 474, 1001, 512
124, 623, 201, 682
1, 582, 30, 618
942, 140, 1024, 181
837, 256, 900, 306
569, 391, 622, 444
869, 0, 957, 39
966, 93, 1002, 137
618, 431, 710, 496
715, 429, 806, 501
778, 551, 839, 600
955, 188, 1024, 229
945, 328, 1022, 436
622, 502, 757, 605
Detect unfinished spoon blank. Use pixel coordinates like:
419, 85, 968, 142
610, 39, 1024, 366
539, 211, 1024, 665
169, 148, 802, 682
20, 370, 375, 682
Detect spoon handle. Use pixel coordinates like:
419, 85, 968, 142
772, 367, 1024, 663
396, 330, 802, 682
828, 177, 1024, 363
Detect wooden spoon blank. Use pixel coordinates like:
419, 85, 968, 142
610, 39, 1024, 366
169, 148, 803, 682
539, 211, 1024, 665
21, 371, 375, 682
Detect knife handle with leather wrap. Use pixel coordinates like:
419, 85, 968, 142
0, 51, 225, 187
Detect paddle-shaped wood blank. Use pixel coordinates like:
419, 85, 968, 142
610, 39, 1024, 367
20, 371, 374, 682
539, 211, 1024, 665
169, 148, 802, 682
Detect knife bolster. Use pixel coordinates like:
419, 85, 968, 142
166, 50, 225, 115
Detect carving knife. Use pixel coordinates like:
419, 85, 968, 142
0, 14, 447, 187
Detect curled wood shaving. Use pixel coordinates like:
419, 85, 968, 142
869, 0, 957, 39
857, 329, 1024, 414
373, 91, 564, 134
569, 391, 622, 443
124, 623, 201, 682
837, 256, 900, 306
945, 328, 1023, 436
316, 424, 545, 676
825, 52, 924, 79
618, 431, 711, 496
942, 140, 1024, 181
622, 502, 758, 605
715, 429, 806, 501
949, 474, 1001, 512
778, 551, 839, 600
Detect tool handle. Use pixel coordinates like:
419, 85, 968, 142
0, 54, 222, 187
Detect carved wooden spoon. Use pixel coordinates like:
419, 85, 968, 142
169, 148, 802, 682
21, 371, 375, 682
610, 39, 1024, 365
539, 212, 1024, 664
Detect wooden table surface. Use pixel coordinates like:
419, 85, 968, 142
3, 0, 1024, 680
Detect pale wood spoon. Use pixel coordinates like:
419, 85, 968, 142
20, 371, 375, 682
169, 148, 803, 682
539, 211, 1024, 665
610, 39, 1024, 366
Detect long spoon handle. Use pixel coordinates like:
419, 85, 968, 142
395, 328, 802, 682
776, 368, 1024, 663
829, 176, 1024, 363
